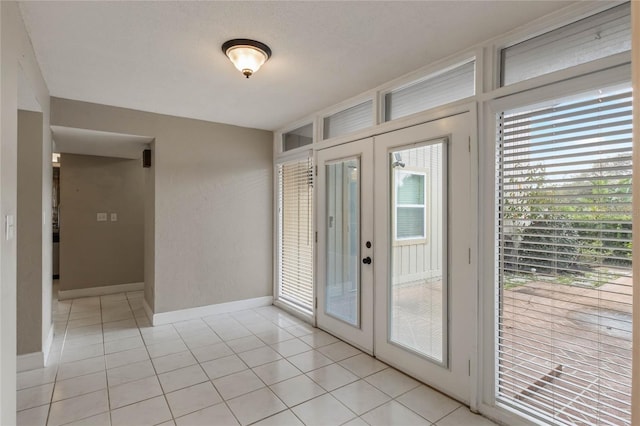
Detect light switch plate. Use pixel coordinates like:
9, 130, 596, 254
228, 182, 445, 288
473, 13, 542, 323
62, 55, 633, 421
110, 213, 118, 222
97, 212, 107, 222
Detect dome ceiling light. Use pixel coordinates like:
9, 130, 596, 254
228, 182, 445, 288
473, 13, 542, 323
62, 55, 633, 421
222, 39, 272, 79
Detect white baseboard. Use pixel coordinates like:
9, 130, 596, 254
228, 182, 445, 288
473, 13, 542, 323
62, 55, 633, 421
17, 352, 44, 373
43, 326, 54, 366
143, 297, 154, 323
58, 282, 144, 300
17, 325, 55, 373
148, 296, 274, 326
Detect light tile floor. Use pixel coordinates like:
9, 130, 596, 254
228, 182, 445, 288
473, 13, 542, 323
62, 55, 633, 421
17, 291, 496, 426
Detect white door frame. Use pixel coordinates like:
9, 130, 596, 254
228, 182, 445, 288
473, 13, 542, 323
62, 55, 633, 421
373, 113, 476, 405
316, 137, 375, 353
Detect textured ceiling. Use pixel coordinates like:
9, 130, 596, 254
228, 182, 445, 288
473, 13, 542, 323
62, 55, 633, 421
20, 1, 575, 131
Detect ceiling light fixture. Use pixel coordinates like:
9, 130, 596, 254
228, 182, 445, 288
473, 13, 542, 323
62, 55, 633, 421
222, 39, 272, 79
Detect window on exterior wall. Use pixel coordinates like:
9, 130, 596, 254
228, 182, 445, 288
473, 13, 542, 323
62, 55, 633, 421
385, 60, 475, 122
323, 100, 373, 140
395, 170, 426, 240
277, 157, 314, 311
501, 2, 630, 86
496, 85, 632, 425
283, 123, 313, 152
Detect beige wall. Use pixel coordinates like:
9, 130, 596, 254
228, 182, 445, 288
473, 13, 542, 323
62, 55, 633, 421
17, 110, 43, 355
59, 154, 144, 290
51, 98, 273, 314
0, 1, 52, 421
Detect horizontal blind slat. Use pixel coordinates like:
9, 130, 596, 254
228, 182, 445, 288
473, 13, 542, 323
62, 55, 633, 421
501, 3, 630, 85
277, 158, 314, 312
496, 85, 632, 425
323, 100, 373, 140
385, 61, 475, 121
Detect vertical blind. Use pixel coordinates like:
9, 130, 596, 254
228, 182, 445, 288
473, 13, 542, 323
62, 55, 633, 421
496, 88, 632, 425
501, 2, 630, 86
277, 158, 314, 311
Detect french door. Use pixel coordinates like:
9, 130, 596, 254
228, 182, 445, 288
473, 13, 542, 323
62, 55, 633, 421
316, 113, 475, 402
373, 114, 474, 403
316, 138, 374, 353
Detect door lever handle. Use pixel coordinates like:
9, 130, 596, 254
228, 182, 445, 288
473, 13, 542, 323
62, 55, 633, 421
362, 256, 372, 265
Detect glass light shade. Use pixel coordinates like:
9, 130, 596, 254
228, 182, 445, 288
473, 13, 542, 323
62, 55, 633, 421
226, 45, 268, 77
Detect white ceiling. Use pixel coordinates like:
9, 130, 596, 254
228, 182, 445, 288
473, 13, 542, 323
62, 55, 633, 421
20, 1, 576, 131
51, 126, 153, 159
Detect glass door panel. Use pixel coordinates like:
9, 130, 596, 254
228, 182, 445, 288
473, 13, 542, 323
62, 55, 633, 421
389, 142, 447, 364
317, 138, 374, 353
325, 158, 360, 326
373, 114, 475, 404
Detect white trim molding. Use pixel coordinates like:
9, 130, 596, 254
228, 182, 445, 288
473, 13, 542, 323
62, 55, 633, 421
58, 282, 144, 300
143, 297, 154, 324
42, 326, 54, 366
272, 299, 313, 325
147, 296, 274, 326
17, 352, 44, 373
17, 324, 56, 372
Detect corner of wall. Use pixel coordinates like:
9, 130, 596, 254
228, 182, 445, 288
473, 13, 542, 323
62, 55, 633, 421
1, 1, 52, 422
144, 140, 156, 313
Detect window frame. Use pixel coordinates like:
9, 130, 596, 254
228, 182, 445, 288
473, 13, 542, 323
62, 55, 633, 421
382, 59, 477, 123
270, 2, 633, 424
487, 2, 627, 93
493, 83, 631, 426
273, 152, 315, 319
393, 169, 428, 243
479, 65, 632, 424
282, 122, 314, 153
498, 2, 631, 88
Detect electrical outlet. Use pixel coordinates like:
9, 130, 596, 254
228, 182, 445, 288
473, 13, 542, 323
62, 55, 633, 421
97, 212, 107, 222
110, 213, 118, 222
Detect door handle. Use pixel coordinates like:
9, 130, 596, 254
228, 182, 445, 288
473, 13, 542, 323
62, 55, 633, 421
362, 256, 372, 265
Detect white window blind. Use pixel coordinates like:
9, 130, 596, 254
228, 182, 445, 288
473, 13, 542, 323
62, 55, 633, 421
385, 61, 475, 121
496, 88, 632, 425
323, 100, 373, 140
277, 158, 314, 311
501, 3, 630, 86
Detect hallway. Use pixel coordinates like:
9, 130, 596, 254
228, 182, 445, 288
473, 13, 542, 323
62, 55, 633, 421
16, 292, 493, 425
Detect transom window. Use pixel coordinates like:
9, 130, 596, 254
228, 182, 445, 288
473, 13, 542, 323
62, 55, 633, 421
500, 3, 630, 86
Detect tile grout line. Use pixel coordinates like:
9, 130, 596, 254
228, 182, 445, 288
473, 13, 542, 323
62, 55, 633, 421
100, 293, 113, 426
182, 319, 248, 425
203, 311, 281, 425
30, 294, 469, 426
44, 294, 70, 426
113, 293, 173, 425
54, 296, 106, 426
